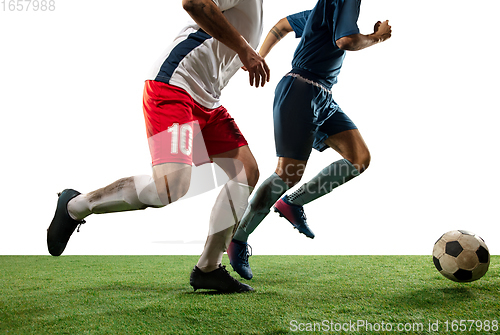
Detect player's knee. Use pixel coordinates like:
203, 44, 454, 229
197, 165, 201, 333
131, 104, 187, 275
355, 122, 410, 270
275, 158, 307, 187
361, 148, 371, 172
351, 148, 371, 173
170, 183, 190, 202
275, 171, 302, 188
246, 163, 260, 187
156, 183, 190, 205
133, 175, 164, 208
288, 174, 303, 186
154, 175, 191, 205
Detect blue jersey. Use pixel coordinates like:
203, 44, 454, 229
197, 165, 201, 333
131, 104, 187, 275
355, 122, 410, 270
286, 0, 361, 89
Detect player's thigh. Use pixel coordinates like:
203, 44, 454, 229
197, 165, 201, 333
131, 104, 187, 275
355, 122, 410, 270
324, 129, 370, 170
143, 80, 196, 166
317, 107, 369, 168
211, 145, 259, 187
152, 162, 192, 203
198, 103, 257, 186
143, 81, 198, 201
273, 76, 319, 161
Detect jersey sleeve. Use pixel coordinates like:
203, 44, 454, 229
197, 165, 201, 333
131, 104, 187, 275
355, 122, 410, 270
211, 0, 245, 11
334, 0, 361, 41
286, 10, 312, 38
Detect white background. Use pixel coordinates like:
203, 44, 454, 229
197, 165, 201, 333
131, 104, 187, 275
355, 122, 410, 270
1, 0, 499, 256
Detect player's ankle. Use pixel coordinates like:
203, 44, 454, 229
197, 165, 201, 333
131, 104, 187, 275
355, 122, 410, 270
196, 264, 219, 273
67, 195, 91, 221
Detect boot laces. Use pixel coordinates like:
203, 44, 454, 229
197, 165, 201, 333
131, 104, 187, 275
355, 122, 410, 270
76, 220, 86, 232
299, 207, 307, 221
238, 244, 252, 266
219, 265, 240, 284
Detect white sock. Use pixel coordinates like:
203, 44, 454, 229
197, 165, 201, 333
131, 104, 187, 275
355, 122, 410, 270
196, 180, 253, 272
232, 173, 289, 242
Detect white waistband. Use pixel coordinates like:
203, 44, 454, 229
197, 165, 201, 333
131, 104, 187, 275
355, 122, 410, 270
285, 73, 330, 93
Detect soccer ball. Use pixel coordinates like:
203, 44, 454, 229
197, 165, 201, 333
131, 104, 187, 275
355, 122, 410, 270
432, 230, 490, 282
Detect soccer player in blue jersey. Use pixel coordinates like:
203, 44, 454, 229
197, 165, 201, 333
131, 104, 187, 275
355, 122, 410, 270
227, 0, 392, 279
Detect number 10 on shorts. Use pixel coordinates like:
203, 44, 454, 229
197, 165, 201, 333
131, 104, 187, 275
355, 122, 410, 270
167, 123, 193, 156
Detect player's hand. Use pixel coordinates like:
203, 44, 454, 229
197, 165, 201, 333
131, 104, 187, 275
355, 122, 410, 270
238, 46, 270, 88
374, 20, 392, 43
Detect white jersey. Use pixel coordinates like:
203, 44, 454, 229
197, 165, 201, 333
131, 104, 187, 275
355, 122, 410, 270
147, 0, 264, 109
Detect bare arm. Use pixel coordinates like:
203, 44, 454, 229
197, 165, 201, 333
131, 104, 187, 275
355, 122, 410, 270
336, 20, 392, 51
181, 0, 270, 87
258, 17, 294, 58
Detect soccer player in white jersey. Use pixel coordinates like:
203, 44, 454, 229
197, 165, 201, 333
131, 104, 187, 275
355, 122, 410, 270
47, 0, 269, 293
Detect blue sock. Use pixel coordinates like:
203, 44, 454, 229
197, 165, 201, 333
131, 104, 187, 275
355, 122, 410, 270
287, 159, 359, 206
233, 173, 289, 242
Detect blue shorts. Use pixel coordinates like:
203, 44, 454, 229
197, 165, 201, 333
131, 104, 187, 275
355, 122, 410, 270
273, 74, 357, 161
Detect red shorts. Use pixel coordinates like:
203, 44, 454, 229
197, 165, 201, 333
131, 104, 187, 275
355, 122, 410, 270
142, 80, 248, 166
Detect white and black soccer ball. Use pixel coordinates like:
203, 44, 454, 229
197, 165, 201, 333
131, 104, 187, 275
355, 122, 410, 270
432, 230, 490, 282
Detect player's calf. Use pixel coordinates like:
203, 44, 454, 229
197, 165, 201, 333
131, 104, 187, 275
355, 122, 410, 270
67, 175, 165, 222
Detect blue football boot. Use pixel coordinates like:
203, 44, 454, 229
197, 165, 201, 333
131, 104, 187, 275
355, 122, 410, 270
227, 239, 253, 280
274, 195, 315, 239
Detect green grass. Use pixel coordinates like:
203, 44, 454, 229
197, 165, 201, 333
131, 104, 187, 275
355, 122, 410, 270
0, 256, 498, 334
